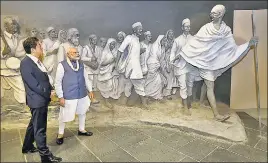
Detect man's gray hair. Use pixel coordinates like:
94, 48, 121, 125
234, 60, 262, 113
67, 28, 79, 40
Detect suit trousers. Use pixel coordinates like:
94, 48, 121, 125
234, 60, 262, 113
22, 105, 51, 156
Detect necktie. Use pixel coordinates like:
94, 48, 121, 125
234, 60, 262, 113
37, 60, 42, 66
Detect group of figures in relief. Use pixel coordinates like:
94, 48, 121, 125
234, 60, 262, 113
1, 4, 258, 123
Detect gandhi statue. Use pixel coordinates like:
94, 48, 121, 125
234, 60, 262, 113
177, 5, 259, 121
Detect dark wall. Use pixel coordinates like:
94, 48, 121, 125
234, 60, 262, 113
1, 1, 267, 105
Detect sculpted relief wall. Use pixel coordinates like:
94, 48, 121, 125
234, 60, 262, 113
1, 1, 267, 108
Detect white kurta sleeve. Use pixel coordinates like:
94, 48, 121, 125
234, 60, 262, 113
84, 65, 92, 92
118, 36, 131, 53
54, 63, 65, 98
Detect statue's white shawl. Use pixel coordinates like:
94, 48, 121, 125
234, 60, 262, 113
179, 21, 249, 70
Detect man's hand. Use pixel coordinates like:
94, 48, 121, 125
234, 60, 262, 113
249, 36, 259, 48
89, 92, 94, 99
59, 98, 65, 107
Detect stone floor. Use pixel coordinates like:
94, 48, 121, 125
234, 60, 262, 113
1, 111, 267, 162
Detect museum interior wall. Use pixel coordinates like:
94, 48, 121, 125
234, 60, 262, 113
1, 1, 267, 106
231, 9, 267, 111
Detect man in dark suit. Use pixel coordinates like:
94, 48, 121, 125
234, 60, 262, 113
20, 37, 62, 163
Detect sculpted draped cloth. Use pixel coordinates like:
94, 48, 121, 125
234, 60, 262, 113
179, 21, 249, 81
97, 38, 120, 99
145, 35, 166, 99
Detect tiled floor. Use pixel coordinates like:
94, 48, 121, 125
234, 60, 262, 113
1, 112, 267, 162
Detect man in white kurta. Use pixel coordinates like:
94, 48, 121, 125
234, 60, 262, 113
54, 47, 93, 145
170, 18, 202, 115
178, 5, 258, 121
42, 27, 61, 82
81, 34, 100, 104
116, 22, 148, 108
1, 16, 26, 104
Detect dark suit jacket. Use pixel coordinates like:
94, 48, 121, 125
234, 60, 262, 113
20, 56, 53, 108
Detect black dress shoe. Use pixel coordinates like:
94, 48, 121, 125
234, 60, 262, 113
56, 136, 64, 145
78, 130, 93, 136
41, 154, 62, 163
22, 147, 38, 154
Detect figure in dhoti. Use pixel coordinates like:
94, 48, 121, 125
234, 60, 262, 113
163, 29, 177, 100
114, 31, 130, 101
170, 18, 202, 115
1, 16, 26, 104
97, 38, 120, 108
81, 34, 100, 104
140, 31, 152, 78
54, 47, 93, 145
145, 35, 169, 101
116, 22, 148, 108
177, 5, 258, 121
42, 27, 61, 82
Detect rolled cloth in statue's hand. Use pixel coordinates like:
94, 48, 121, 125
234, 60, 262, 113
179, 21, 249, 70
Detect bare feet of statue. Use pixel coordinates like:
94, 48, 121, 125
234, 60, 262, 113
167, 95, 172, 100
183, 109, 192, 116
140, 96, 149, 109
104, 99, 114, 109
215, 114, 230, 122
119, 95, 128, 105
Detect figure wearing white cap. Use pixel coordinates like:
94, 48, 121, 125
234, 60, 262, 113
176, 5, 258, 122
81, 34, 100, 104
116, 22, 148, 108
170, 18, 201, 115
140, 31, 153, 77
42, 27, 61, 82
1, 16, 26, 104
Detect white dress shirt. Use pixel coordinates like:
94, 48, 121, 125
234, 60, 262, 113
26, 54, 53, 85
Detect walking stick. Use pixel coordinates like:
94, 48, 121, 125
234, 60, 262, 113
251, 10, 262, 137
